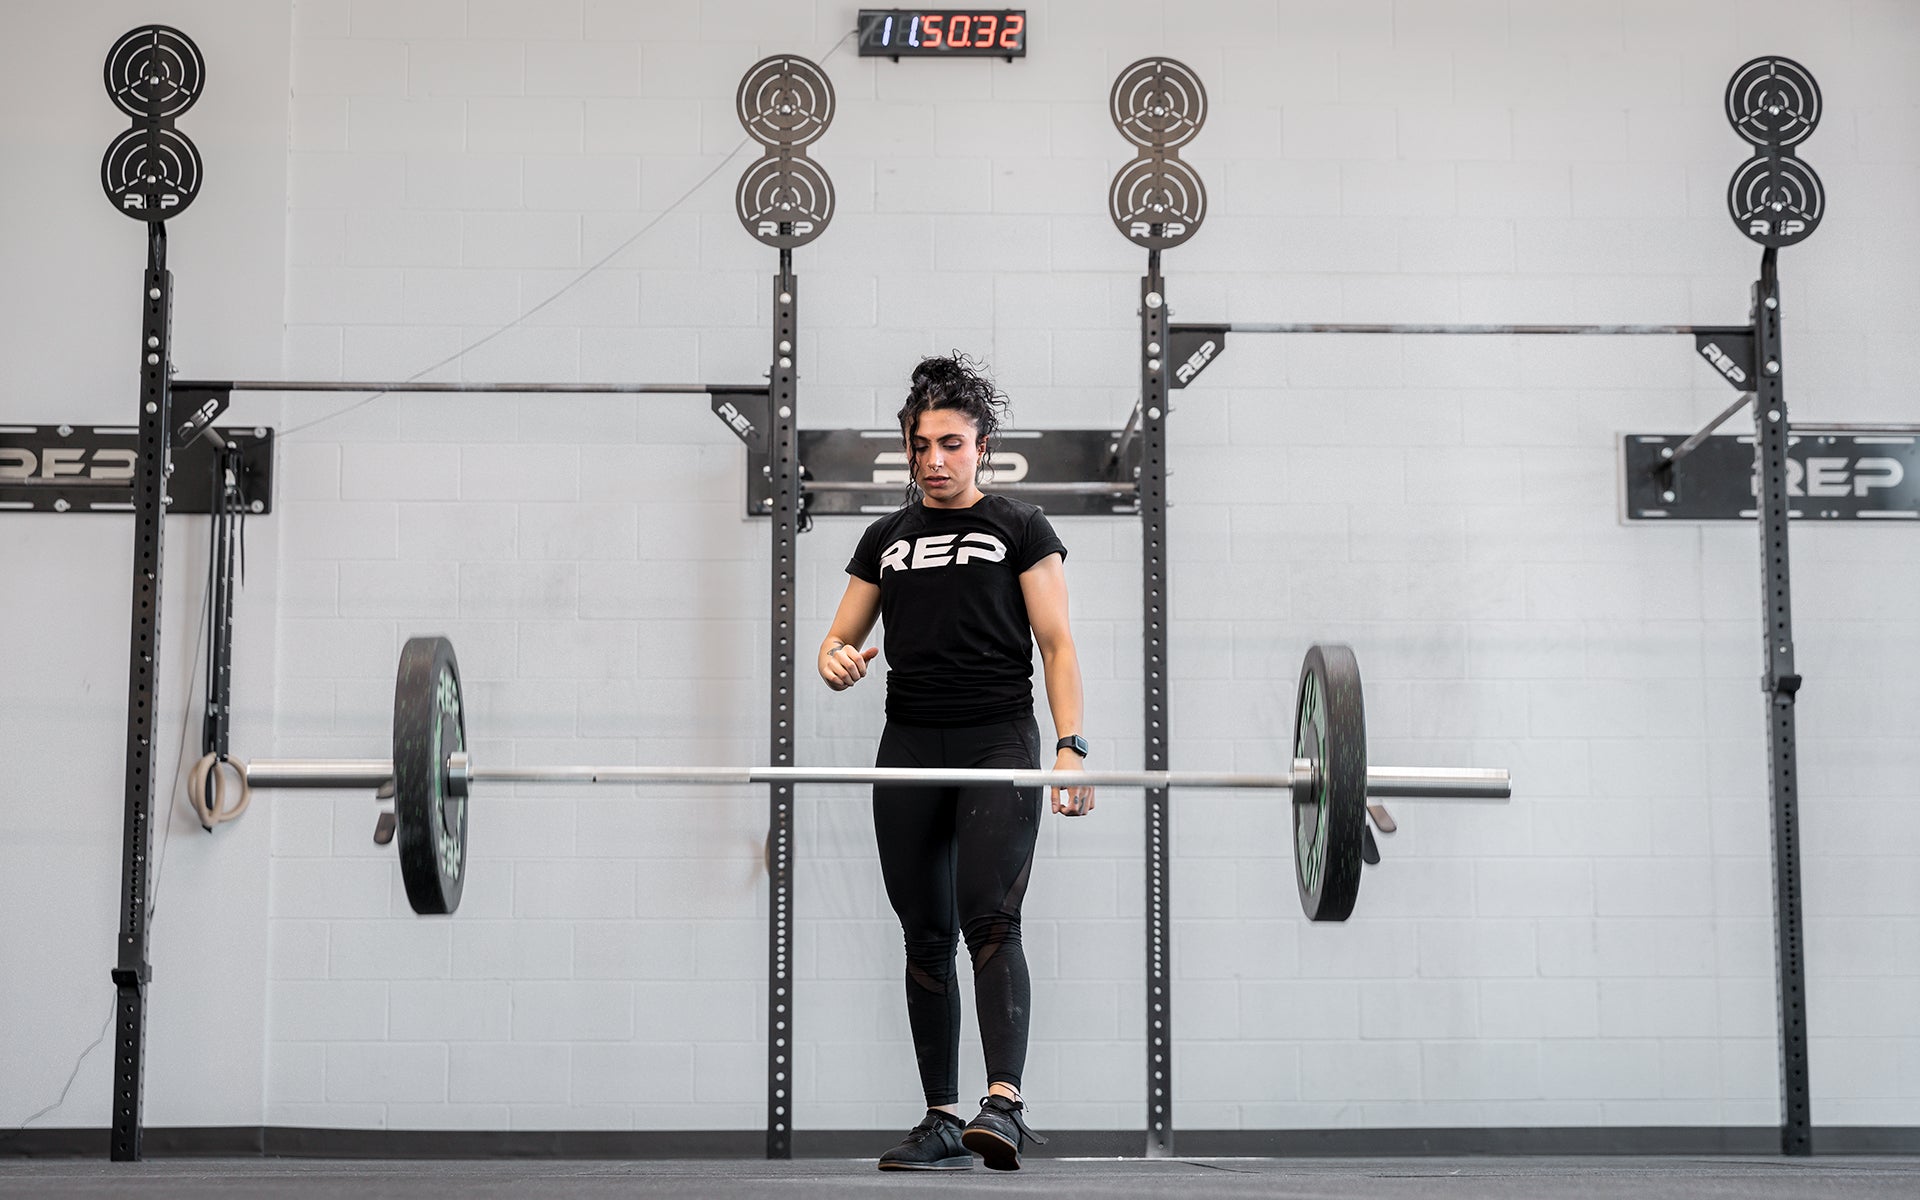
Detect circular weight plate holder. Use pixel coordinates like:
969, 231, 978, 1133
104, 25, 204, 121
1292, 645, 1366, 922
1110, 57, 1207, 150
1725, 56, 1820, 149
394, 635, 468, 915
101, 125, 203, 221
737, 54, 835, 149
736, 152, 836, 248
1727, 154, 1824, 248
1109, 154, 1207, 250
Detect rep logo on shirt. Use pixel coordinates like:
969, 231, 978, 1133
879, 532, 1009, 574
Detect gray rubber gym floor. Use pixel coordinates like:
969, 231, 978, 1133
3, 1157, 1918, 1198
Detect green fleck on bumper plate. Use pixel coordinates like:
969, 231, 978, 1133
395, 635, 467, 915
1293, 644, 1366, 922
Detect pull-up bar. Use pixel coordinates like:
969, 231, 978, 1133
800, 480, 1137, 497
1155, 318, 1759, 392
1194, 321, 1748, 337
176, 379, 764, 395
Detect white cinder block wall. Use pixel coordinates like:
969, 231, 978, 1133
8, 0, 1919, 1134
1, 0, 293, 1129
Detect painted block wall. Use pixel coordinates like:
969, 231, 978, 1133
6, 0, 1918, 1134
1, 0, 294, 1128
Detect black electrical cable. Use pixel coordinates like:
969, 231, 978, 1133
282, 29, 858, 441
15, 545, 212, 1127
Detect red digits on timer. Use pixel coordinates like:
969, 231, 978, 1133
909, 11, 1024, 53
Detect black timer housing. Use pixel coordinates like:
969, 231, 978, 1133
858, 9, 1027, 57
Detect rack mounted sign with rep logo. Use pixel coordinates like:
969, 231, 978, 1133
1622, 431, 1918, 521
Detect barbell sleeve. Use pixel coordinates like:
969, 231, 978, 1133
245, 759, 391, 789
239, 755, 1510, 800
1361, 765, 1510, 799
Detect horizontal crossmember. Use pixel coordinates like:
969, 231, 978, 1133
800, 480, 1138, 496
175, 379, 765, 395
1204, 322, 1748, 336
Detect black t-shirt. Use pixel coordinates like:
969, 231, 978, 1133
846, 494, 1068, 727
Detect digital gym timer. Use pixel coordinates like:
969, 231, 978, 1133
857, 10, 1028, 57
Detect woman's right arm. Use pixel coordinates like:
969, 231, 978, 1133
818, 576, 882, 690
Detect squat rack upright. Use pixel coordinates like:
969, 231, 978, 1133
93, 28, 833, 1161
1108, 54, 1829, 1156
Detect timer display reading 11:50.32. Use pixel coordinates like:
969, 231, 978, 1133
857, 10, 1028, 57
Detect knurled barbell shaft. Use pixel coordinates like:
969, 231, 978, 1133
239, 756, 1511, 800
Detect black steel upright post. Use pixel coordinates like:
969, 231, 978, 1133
1751, 248, 1812, 1156
111, 224, 173, 1162
765, 251, 799, 1159
1139, 253, 1173, 1158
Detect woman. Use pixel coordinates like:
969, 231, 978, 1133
817, 355, 1092, 1172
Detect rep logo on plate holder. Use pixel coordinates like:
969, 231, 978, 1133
394, 635, 468, 915
1292, 644, 1366, 922
1108, 57, 1207, 251
1724, 56, 1823, 249
100, 25, 205, 221
734, 54, 836, 249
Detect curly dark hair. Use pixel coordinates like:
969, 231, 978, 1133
895, 353, 1010, 503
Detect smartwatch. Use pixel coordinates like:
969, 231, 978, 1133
1056, 734, 1089, 759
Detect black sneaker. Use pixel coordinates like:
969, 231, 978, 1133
877, 1108, 973, 1171
960, 1095, 1047, 1171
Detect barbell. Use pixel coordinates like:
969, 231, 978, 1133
228, 637, 1510, 922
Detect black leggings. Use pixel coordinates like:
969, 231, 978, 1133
873, 717, 1042, 1108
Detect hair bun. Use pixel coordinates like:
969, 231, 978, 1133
911, 357, 961, 387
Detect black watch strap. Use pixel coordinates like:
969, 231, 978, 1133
1056, 734, 1089, 759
